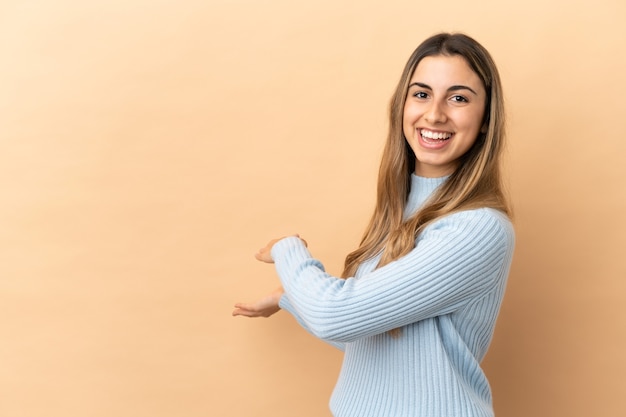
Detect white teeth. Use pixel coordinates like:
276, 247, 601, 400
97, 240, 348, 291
421, 129, 452, 140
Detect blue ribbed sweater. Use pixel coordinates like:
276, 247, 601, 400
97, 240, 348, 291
273, 175, 515, 417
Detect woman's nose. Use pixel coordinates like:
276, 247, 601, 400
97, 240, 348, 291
424, 101, 447, 124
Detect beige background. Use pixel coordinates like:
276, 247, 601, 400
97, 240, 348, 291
1, 0, 625, 416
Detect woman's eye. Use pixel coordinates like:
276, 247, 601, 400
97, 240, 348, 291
451, 95, 468, 103
413, 91, 428, 99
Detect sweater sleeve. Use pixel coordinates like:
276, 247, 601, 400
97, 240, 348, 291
270, 208, 514, 344
279, 294, 346, 351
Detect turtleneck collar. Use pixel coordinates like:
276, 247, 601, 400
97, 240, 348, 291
404, 174, 448, 219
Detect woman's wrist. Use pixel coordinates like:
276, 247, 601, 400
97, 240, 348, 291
272, 286, 285, 302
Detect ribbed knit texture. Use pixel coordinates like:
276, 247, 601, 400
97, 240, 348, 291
274, 175, 515, 417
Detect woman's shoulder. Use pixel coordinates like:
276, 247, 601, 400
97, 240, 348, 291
424, 207, 515, 246
434, 207, 511, 226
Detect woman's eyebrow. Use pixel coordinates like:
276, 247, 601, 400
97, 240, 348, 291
448, 85, 478, 95
409, 82, 431, 90
409, 82, 478, 96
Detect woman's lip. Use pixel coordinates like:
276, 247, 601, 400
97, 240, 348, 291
418, 128, 453, 149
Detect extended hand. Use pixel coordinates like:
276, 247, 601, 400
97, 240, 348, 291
232, 287, 284, 318
254, 238, 282, 264
254, 234, 307, 264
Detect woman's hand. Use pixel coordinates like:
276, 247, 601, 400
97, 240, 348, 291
254, 238, 282, 264
234, 236, 306, 318
232, 287, 284, 318
254, 234, 307, 264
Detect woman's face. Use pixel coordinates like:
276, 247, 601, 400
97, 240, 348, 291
403, 54, 487, 177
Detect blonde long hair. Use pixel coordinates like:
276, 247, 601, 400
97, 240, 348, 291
342, 33, 511, 299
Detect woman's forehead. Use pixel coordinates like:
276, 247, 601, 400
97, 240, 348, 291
410, 55, 484, 93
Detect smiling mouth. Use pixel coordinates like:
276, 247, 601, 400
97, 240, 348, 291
420, 129, 453, 142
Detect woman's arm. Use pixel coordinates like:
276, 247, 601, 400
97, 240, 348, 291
269, 209, 515, 344
232, 286, 346, 351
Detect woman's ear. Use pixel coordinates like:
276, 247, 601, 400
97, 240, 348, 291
480, 123, 488, 134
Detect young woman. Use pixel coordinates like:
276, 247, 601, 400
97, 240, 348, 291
233, 32, 515, 417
